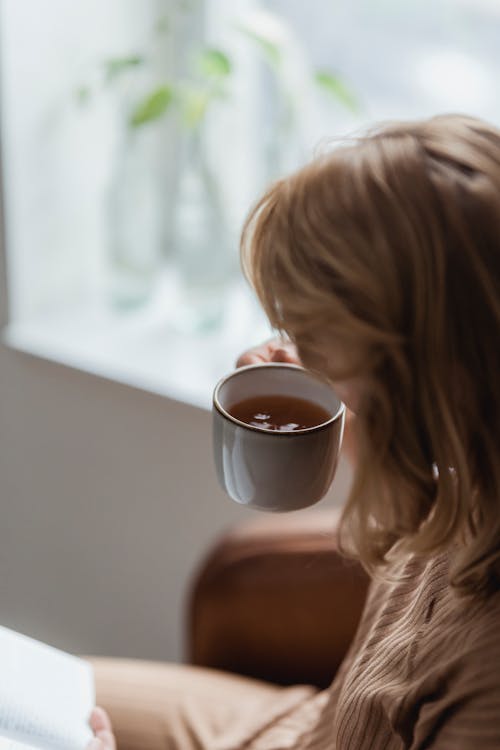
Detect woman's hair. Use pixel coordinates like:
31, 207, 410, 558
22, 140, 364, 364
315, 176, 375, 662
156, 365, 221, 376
241, 114, 500, 596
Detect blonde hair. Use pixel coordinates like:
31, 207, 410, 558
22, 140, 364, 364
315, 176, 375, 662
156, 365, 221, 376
242, 115, 500, 597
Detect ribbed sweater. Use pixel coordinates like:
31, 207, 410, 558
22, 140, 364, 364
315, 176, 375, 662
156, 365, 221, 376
217, 549, 500, 750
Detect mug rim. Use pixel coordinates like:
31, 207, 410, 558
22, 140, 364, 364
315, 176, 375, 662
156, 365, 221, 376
213, 362, 345, 436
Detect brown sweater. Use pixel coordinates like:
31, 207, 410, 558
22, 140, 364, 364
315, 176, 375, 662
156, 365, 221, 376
219, 549, 500, 750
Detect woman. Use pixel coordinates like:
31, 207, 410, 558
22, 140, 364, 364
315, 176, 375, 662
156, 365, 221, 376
94, 114, 500, 749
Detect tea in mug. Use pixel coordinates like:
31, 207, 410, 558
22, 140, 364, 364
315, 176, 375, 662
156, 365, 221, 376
228, 394, 331, 432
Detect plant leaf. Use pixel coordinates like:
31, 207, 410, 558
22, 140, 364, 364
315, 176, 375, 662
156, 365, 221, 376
104, 56, 144, 82
314, 70, 359, 113
237, 26, 281, 70
198, 48, 232, 78
129, 85, 173, 127
181, 87, 211, 128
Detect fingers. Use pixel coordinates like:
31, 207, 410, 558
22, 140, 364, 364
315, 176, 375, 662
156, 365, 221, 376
270, 345, 300, 364
87, 732, 116, 750
236, 338, 281, 368
90, 707, 112, 733
89, 708, 116, 750
236, 339, 301, 368
236, 351, 267, 367
95, 730, 116, 750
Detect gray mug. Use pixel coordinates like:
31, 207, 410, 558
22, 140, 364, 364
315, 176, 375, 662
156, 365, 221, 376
212, 363, 345, 512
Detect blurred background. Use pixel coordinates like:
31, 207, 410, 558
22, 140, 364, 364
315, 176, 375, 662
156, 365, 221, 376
0, 0, 499, 661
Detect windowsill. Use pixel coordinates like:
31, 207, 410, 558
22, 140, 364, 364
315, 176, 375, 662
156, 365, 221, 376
3, 280, 271, 411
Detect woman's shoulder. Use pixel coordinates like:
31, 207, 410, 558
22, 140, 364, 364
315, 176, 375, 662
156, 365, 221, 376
463, 587, 500, 657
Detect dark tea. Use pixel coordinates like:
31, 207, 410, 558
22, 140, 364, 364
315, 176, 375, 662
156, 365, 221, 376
228, 394, 331, 432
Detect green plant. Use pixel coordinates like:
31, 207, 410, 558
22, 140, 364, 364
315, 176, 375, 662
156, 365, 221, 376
77, 5, 360, 133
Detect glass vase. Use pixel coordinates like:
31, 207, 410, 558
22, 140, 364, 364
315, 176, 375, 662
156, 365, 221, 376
170, 126, 237, 332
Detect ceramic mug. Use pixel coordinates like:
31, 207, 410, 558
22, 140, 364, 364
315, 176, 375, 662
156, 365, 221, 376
212, 363, 345, 512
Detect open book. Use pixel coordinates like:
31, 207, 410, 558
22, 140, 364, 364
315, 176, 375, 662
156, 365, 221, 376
0, 626, 94, 750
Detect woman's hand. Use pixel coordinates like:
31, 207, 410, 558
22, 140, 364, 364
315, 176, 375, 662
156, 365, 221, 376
87, 707, 116, 750
236, 338, 301, 368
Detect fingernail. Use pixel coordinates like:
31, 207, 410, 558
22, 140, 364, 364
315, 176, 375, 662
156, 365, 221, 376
87, 740, 103, 750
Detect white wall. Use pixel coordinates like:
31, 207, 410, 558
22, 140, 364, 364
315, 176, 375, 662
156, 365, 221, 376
0, 318, 244, 661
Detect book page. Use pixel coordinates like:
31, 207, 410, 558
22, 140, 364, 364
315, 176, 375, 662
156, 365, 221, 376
0, 626, 94, 750
0, 739, 39, 750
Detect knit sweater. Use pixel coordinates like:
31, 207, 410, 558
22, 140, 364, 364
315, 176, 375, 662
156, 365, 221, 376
218, 549, 500, 750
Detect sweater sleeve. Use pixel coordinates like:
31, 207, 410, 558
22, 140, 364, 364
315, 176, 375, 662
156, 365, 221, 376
419, 690, 500, 749
414, 637, 500, 750
233, 578, 380, 750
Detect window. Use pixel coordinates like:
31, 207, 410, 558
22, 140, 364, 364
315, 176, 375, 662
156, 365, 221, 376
1, 0, 498, 406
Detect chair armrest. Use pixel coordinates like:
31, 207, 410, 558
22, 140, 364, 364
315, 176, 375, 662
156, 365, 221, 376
186, 509, 369, 689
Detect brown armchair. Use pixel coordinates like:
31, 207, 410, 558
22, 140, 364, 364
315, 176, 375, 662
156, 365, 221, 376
187, 508, 370, 689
